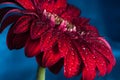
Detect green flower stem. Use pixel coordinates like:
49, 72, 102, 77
37, 66, 46, 80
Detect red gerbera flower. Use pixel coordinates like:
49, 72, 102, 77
0, 0, 116, 80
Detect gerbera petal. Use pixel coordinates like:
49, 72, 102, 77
90, 37, 116, 72
0, 9, 22, 33
40, 29, 59, 51
0, 7, 13, 22
58, 34, 69, 56
79, 17, 90, 26
41, 2, 54, 13
61, 4, 80, 22
82, 67, 96, 80
14, 16, 32, 34
0, 2, 23, 9
77, 25, 99, 38
48, 58, 63, 74
53, 0, 67, 14
1, 8, 22, 20
92, 49, 107, 76
0, 0, 8, 3
0, 15, 21, 33
55, 0, 67, 8
75, 43, 96, 80
7, 25, 28, 49
42, 46, 62, 67
36, 52, 44, 66
7, 25, 16, 49
25, 38, 41, 57
85, 25, 99, 37
86, 42, 107, 76
99, 37, 116, 72
16, 0, 35, 10
86, 25, 98, 33
30, 20, 49, 39
98, 37, 112, 50
0, 0, 15, 3
58, 35, 81, 78
42, 40, 63, 67
64, 48, 81, 78
30, 0, 40, 10
13, 33, 29, 49
41, 0, 67, 15
68, 5, 81, 17
73, 17, 90, 28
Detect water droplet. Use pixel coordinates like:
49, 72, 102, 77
93, 56, 96, 59
86, 52, 88, 55
81, 31, 85, 35
83, 47, 86, 50
71, 52, 74, 55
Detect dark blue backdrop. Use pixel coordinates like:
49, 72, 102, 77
0, 0, 120, 80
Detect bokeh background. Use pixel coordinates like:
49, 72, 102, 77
0, 0, 120, 80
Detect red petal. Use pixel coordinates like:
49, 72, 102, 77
58, 34, 69, 56
90, 37, 116, 73
55, 0, 67, 9
41, 2, 54, 13
64, 47, 81, 78
0, 0, 7, 3
58, 35, 81, 78
36, 52, 44, 66
75, 43, 96, 80
30, 20, 49, 39
92, 49, 107, 76
0, 0, 13, 3
7, 25, 28, 49
30, 0, 40, 10
62, 4, 80, 17
53, 0, 67, 15
0, 7, 13, 22
42, 48, 62, 67
61, 4, 80, 22
41, 0, 67, 15
86, 25, 98, 33
14, 16, 32, 34
16, 0, 35, 10
79, 17, 90, 26
87, 43, 107, 76
0, 9, 22, 33
73, 17, 90, 28
48, 58, 63, 74
0, 0, 18, 3
85, 25, 99, 37
13, 33, 29, 49
25, 38, 41, 57
40, 29, 58, 51
7, 26, 16, 49
0, 15, 21, 33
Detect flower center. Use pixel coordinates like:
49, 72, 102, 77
43, 9, 76, 32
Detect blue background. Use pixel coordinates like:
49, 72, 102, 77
0, 0, 120, 80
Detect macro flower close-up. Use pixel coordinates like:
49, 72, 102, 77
0, 0, 117, 80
